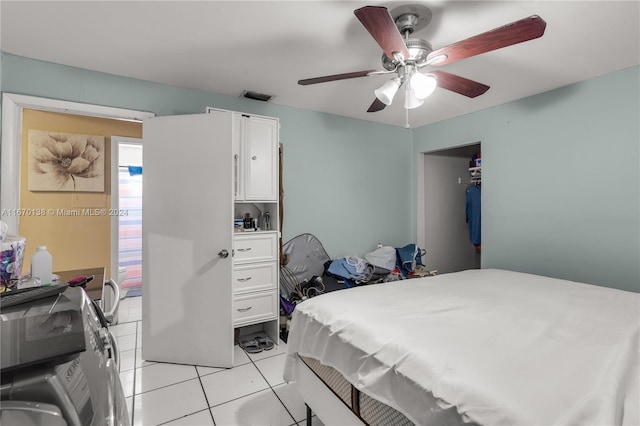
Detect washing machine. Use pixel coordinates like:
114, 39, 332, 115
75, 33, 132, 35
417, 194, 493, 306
0, 285, 129, 425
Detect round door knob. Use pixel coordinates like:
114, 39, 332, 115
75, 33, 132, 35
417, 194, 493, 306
252, 156, 257, 160
218, 249, 229, 259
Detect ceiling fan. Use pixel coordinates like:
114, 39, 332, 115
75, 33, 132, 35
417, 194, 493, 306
298, 5, 546, 114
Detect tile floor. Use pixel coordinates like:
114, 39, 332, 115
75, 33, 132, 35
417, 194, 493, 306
112, 295, 325, 426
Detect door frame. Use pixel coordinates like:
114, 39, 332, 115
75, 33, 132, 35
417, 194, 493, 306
417, 142, 482, 272
0, 93, 154, 272
110, 136, 143, 285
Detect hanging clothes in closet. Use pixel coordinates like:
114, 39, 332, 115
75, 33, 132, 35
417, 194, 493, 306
466, 184, 481, 248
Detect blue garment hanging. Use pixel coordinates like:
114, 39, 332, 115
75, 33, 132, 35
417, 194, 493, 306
466, 185, 481, 245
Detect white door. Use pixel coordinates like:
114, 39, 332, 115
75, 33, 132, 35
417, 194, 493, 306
142, 113, 234, 368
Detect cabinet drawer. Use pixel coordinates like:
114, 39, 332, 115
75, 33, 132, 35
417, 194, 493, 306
233, 233, 277, 264
233, 290, 278, 326
234, 262, 277, 294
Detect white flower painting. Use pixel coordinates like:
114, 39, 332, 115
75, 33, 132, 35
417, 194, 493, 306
28, 130, 105, 192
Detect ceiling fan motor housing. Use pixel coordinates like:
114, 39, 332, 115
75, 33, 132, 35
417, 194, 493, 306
395, 12, 420, 35
381, 38, 433, 71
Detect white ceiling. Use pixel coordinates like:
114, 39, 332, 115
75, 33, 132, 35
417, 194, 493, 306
1, 1, 638, 128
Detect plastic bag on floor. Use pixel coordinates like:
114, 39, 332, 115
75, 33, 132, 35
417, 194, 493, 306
364, 246, 396, 271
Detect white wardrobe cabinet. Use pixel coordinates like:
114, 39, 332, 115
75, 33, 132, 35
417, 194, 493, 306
232, 232, 279, 328
143, 109, 280, 369
231, 113, 278, 201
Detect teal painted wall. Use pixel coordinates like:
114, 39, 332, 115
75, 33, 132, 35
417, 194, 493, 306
2, 53, 637, 291
0, 53, 413, 258
413, 66, 640, 293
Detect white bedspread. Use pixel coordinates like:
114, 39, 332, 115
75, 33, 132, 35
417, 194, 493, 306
283, 269, 640, 425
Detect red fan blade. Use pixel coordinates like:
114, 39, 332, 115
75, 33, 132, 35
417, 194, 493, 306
427, 15, 546, 66
355, 6, 410, 61
430, 71, 490, 98
298, 70, 382, 86
367, 98, 387, 113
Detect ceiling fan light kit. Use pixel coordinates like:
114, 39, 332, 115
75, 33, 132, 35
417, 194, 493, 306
298, 4, 546, 116
374, 77, 401, 105
410, 72, 437, 99
404, 84, 424, 110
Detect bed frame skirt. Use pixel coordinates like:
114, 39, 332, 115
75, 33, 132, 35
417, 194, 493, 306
296, 355, 366, 426
295, 354, 417, 426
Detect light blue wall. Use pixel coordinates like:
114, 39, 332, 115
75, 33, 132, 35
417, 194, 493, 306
0, 53, 413, 258
2, 53, 637, 291
413, 66, 640, 293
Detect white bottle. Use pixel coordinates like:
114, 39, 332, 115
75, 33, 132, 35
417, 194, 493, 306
31, 246, 53, 285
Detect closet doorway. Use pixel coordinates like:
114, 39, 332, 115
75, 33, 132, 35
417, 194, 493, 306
419, 143, 481, 274
111, 137, 143, 294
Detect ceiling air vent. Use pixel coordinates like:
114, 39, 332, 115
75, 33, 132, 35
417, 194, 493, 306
240, 90, 273, 102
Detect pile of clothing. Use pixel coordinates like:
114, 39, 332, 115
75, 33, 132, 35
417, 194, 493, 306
281, 234, 429, 300
326, 243, 425, 286
279, 235, 432, 341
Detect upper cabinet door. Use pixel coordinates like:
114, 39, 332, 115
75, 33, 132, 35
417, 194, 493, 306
244, 116, 278, 201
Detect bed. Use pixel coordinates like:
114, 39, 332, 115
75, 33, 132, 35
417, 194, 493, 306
283, 269, 639, 425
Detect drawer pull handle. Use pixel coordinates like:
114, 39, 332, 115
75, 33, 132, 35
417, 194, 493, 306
237, 307, 252, 312
238, 248, 252, 252
237, 277, 252, 282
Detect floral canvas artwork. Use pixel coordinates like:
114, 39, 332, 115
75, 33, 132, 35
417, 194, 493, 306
28, 130, 105, 192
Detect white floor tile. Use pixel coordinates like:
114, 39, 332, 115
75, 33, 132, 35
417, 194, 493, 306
116, 333, 137, 352
135, 328, 142, 347
210, 388, 295, 426
119, 369, 135, 398
110, 321, 137, 337
273, 383, 307, 423
234, 344, 251, 366
124, 297, 305, 426
193, 345, 249, 375
133, 379, 208, 426
119, 349, 136, 372
125, 397, 133, 425
135, 348, 157, 369
121, 296, 142, 309
254, 353, 286, 387
134, 362, 198, 395
246, 339, 288, 362
129, 308, 142, 322
196, 365, 225, 377
201, 363, 269, 407
162, 409, 215, 425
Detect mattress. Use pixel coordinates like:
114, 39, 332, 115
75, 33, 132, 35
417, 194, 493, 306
299, 354, 467, 426
283, 269, 640, 425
